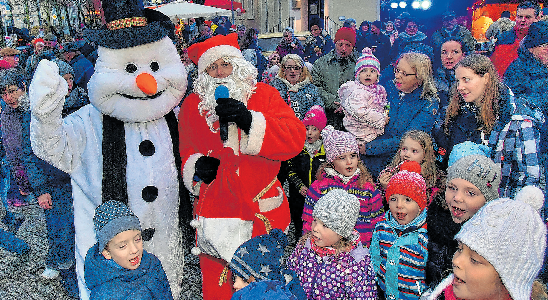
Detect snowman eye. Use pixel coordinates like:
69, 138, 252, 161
125, 63, 138, 73
150, 61, 159, 72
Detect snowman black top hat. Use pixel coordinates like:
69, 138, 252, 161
85, 0, 175, 49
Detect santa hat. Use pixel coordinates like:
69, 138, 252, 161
386, 161, 427, 211
188, 33, 243, 74
355, 47, 380, 80
33, 38, 45, 46
302, 105, 327, 131
84, 0, 174, 49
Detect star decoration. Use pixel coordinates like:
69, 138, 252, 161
259, 264, 272, 277
237, 247, 249, 256
257, 243, 270, 255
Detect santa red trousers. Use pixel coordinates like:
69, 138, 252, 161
200, 254, 234, 299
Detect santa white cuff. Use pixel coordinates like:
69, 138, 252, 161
240, 111, 266, 156
183, 153, 204, 195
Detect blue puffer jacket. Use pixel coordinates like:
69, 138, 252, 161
84, 243, 173, 300
362, 82, 439, 177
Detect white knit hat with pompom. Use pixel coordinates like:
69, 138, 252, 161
455, 185, 547, 300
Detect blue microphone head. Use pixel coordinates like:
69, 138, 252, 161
214, 85, 230, 100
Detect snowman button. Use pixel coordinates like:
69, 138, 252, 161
142, 186, 158, 202
142, 228, 155, 241
139, 140, 155, 156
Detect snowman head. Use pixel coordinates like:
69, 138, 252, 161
85, 0, 187, 122
88, 37, 187, 122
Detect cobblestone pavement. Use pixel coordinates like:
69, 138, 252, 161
0, 203, 75, 300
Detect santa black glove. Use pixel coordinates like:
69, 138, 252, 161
215, 98, 253, 134
194, 156, 220, 184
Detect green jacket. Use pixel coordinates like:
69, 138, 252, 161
311, 49, 358, 110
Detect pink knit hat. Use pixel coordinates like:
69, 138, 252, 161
386, 161, 427, 210
355, 47, 381, 80
302, 105, 327, 131
321, 125, 359, 162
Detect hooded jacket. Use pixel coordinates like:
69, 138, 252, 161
84, 243, 173, 300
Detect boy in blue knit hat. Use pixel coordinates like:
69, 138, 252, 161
84, 200, 172, 300
229, 228, 306, 300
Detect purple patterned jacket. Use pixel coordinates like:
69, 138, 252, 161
287, 237, 377, 300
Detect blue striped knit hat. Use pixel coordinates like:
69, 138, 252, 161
229, 229, 287, 282
355, 47, 380, 80
93, 200, 141, 251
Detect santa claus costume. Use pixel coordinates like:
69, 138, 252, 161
179, 33, 306, 299
28, 1, 190, 299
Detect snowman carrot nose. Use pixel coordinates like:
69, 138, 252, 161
136, 73, 157, 96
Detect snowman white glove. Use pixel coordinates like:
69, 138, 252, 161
29, 59, 68, 121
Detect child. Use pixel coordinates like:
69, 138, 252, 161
338, 47, 388, 148
288, 189, 377, 299
283, 105, 326, 242
371, 161, 429, 299
426, 142, 501, 286
378, 130, 443, 205
55, 60, 90, 117
84, 200, 173, 300
301, 125, 384, 246
422, 186, 547, 300
229, 228, 306, 300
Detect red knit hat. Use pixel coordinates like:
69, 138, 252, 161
386, 161, 427, 210
33, 38, 45, 46
187, 33, 243, 73
334, 27, 356, 47
302, 105, 327, 131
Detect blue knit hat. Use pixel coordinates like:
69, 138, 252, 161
93, 200, 142, 251
447, 141, 491, 168
355, 47, 381, 80
229, 229, 288, 282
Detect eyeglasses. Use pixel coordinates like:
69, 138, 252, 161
394, 68, 416, 77
284, 65, 302, 71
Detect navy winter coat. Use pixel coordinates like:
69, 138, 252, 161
362, 82, 439, 177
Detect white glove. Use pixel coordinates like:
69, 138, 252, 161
29, 59, 68, 121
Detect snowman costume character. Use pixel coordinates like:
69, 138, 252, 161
179, 33, 306, 299
28, 2, 188, 299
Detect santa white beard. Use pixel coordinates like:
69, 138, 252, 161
194, 58, 257, 133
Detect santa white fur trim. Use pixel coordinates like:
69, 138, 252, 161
198, 45, 243, 73
183, 153, 204, 195
240, 111, 266, 155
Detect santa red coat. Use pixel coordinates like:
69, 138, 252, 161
179, 82, 305, 250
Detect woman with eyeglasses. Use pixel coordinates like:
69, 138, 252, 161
270, 54, 322, 120
361, 52, 439, 178
275, 27, 305, 60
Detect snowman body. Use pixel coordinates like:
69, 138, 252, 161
30, 37, 187, 299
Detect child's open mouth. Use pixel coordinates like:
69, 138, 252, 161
396, 212, 407, 220
451, 206, 466, 218
130, 256, 140, 266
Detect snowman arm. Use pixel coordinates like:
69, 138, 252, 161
29, 60, 86, 173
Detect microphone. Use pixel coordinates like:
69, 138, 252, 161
214, 85, 230, 142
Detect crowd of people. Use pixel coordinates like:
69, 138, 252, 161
1, 0, 548, 299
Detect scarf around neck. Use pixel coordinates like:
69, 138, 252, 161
325, 166, 360, 184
